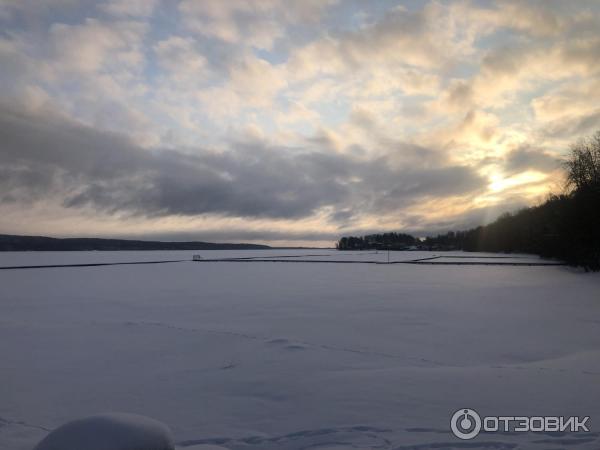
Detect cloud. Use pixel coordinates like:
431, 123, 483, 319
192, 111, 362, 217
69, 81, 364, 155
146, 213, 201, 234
287, 2, 473, 82
98, 0, 158, 18
153, 36, 208, 84
0, 104, 337, 219
541, 109, 600, 139
503, 146, 560, 174
531, 78, 600, 139
47, 18, 146, 75
0, 104, 486, 223
178, 0, 334, 50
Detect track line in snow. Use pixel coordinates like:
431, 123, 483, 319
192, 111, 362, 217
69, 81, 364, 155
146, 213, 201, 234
121, 321, 446, 367
193, 258, 566, 266
0, 259, 188, 270
0, 416, 52, 432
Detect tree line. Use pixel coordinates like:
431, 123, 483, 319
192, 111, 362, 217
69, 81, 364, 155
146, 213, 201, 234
337, 233, 416, 251
337, 131, 600, 271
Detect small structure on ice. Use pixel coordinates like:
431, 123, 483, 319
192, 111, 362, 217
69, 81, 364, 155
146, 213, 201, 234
34, 413, 174, 450
192, 254, 203, 261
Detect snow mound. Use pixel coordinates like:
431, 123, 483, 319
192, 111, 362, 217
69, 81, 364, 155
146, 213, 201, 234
34, 413, 174, 450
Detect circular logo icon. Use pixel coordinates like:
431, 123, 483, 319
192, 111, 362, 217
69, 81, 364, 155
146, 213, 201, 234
451, 408, 481, 440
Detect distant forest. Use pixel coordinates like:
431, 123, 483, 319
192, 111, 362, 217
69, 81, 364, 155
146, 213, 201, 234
0, 235, 270, 251
337, 233, 417, 251
337, 131, 600, 271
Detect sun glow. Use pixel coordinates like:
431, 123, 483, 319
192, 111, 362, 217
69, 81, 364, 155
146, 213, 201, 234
488, 171, 548, 193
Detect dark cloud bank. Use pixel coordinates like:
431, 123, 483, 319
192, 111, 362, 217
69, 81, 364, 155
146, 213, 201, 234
0, 103, 492, 230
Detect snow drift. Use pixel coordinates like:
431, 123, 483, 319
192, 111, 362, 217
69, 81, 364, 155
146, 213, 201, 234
33, 413, 174, 450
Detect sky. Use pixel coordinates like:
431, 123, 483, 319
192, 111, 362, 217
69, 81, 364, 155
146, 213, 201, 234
1, 0, 600, 247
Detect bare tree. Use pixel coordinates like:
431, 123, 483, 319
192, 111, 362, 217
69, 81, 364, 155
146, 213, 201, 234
565, 131, 600, 193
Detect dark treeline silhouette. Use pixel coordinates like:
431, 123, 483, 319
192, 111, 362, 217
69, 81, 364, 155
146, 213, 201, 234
338, 131, 600, 271
0, 234, 270, 251
337, 233, 416, 250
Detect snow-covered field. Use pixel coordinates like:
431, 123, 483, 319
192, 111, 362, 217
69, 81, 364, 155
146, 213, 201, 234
1, 250, 600, 449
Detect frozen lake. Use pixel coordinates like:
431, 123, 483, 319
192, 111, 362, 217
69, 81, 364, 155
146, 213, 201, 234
1, 250, 599, 449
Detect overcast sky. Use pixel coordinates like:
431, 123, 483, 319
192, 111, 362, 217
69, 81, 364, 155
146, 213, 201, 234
1, 0, 599, 246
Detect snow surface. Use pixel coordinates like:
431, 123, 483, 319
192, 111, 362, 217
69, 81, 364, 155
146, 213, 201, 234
33, 413, 173, 450
1, 250, 600, 449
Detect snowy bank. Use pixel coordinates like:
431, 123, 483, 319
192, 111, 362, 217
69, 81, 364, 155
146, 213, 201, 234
34, 413, 174, 450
